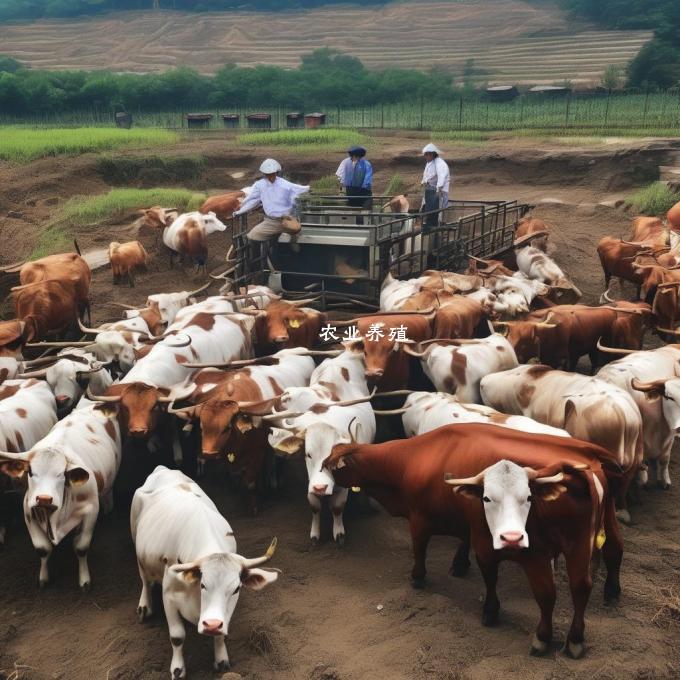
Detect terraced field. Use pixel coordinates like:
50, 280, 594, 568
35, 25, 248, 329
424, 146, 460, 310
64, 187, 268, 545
0, 0, 652, 85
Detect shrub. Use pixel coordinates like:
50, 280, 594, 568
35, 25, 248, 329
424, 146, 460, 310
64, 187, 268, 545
628, 182, 680, 216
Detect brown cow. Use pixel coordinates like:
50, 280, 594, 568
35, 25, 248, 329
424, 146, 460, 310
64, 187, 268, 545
109, 241, 149, 287
200, 190, 247, 222
252, 299, 327, 354
142, 206, 177, 230
325, 424, 622, 658
0, 320, 30, 358
514, 216, 551, 253
434, 295, 486, 339
597, 236, 648, 300
629, 216, 667, 246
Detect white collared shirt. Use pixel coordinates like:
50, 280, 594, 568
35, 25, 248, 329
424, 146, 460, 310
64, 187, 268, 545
234, 176, 310, 218
422, 157, 450, 193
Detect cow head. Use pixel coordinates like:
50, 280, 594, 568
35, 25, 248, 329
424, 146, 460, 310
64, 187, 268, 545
493, 315, 557, 364
445, 460, 566, 550
142, 206, 176, 230
166, 538, 278, 636
633, 377, 680, 434
0, 319, 29, 359
0, 446, 91, 545
200, 212, 228, 235
88, 382, 172, 438
255, 300, 325, 348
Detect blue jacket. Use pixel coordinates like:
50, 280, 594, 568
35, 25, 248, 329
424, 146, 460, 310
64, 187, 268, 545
343, 158, 373, 190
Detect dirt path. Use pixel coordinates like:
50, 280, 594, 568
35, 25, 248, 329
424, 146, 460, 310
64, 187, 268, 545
0, 136, 679, 679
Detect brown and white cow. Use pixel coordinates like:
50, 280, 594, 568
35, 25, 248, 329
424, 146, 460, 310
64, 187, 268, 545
325, 423, 623, 658
515, 246, 581, 303
163, 211, 227, 270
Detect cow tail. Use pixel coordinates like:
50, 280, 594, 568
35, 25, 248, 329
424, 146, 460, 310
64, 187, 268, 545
73, 239, 82, 256
575, 467, 603, 559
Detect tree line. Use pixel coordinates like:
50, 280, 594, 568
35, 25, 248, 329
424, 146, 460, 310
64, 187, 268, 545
0, 49, 457, 115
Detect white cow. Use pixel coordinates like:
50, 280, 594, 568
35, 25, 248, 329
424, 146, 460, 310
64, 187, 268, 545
131, 466, 278, 678
265, 348, 376, 543
516, 246, 582, 302
0, 403, 121, 588
404, 335, 518, 403
484, 273, 550, 317
162, 211, 227, 270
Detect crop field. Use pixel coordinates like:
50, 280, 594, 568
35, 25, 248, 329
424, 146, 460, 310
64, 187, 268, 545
0, 0, 652, 85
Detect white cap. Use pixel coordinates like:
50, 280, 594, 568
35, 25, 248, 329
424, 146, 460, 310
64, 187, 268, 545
259, 158, 282, 174
422, 143, 441, 155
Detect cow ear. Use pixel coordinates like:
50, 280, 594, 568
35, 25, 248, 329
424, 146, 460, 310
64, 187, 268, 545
241, 567, 279, 591
0, 459, 29, 479
449, 483, 483, 499
530, 482, 567, 502
170, 562, 202, 584
66, 467, 90, 487
94, 403, 119, 417
235, 414, 253, 433
563, 399, 577, 429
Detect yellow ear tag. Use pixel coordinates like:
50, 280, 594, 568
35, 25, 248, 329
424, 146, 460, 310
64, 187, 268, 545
227, 453, 236, 463
351, 486, 361, 493
596, 529, 606, 550
288, 319, 301, 328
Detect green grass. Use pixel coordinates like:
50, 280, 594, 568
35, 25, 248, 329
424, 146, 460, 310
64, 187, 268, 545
384, 174, 407, 196
0, 127, 178, 163
96, 154, 206, 184
311, 174, 341, 193
28, 187, 206, 260
237, 128, 367, 152
627, 182, 680, 217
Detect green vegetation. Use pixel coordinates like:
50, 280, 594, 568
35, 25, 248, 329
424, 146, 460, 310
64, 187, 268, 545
384, 175, 407, 196
0, 128, 177, 162
628, 182, 680, 216
29, 226, 71, 261
237, 128, 367, 152
311, 174, 341, 193
96, 155, 206, 184
58, 188, 205, 226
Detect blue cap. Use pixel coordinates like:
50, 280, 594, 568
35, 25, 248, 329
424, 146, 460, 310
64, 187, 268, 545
347, 145, 367, 157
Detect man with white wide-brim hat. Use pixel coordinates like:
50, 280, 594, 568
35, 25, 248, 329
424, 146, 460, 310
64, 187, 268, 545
234, 158, 310, 241
421, 143, 450, 228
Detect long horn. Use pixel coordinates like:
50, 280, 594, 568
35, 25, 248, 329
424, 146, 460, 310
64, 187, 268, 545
600, 287, 616, 303
531, 471, 565, 484
631, 377, 667, 393
260, 389, 376, 422
17, 368, 48, 379
75, 366, 105, 377
78, 318, 104, 335
374, 389, 414, 397
655, 326, 680, 336
0, 259, 26, 273
157, 392, 179, 403
209, 266, 236, 281
166, 401, 197, 415
226, 244, 235, 261
162, 334, 191, 348
188, 281, 213, 297
401, 343, 427, 358
109, 302, 140, 310
656, 281, 680, 288
183, 354, 277, 370
25, 341, 92, 348
21, 356, 62, 367
295, 349, 343, 358
596, 338, 638, 355
239, 537, 277, 568
290, 297, 321, 307
443, 471, 484, 487
513, 230, 550, 248
85, 387, 122, 403
332, 387, 377, 408
373, 407, 409, 415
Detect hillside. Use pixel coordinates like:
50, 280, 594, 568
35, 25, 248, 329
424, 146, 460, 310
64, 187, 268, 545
0, 0, 652, 85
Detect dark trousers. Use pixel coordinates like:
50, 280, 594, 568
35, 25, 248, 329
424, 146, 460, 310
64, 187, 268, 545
346, 186, 373, 225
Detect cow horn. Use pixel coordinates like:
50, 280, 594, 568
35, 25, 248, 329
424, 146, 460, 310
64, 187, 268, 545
401, 343, 427, 358
163, 334, 191, 348
531, 471, 565, 484
239, 536, 277, 568
226, 244, 235, 262
535, 312, 557, 329
21, 356, 60, 368
374, 389, 414, 397
294, 349, 343, 358
599, 287, 616, 304
656, 281, 680, 288
333, 387, 377, 408
17, 368, 49, 379
209, 266, 236, 281
157, 393, 176, 403
373, 407, 409, 415
78, 318, 104, 335
109, 302, 140, 310
598, 306, 644, 315
188, 281, 213, 297
596, 338, 638, 355
25, 341, 92, 348
0, 259, 26, 273
443, 471, 484, 487
631, 377, 667, 393
290, 297, 321, 307
259, 389, 377, 422
85, 387, 122, 403
183, 354, 269, 369
76, 366, 104, 377
655, 326, 680, 336
166, 401, 196, 415
512, 230, 550, 248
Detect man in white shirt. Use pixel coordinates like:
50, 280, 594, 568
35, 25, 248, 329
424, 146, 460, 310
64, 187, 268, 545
234, 158, 310, 241
421, 143, 450, 228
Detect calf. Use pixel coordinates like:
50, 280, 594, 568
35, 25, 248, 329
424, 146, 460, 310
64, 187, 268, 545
199, 187, 251, 221
109, 240, 149, 287
480, 364, 642, 523
163, 211, 227, 270
131, 465, 278, 678
404, 334, 518, 403
325, 424, 622, 658
0, 403, 121, 589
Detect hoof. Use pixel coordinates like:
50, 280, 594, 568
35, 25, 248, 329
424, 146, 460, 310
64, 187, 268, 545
410, 576, 426, 590
563, 639, 585, 659
481, 608, 499, 627
309, 536, 319, 549
335, 534, 345, 547
615, 509, 632, 526
38, 579, 48, 591
529, 634, 549, 657
450, 560, 470, 578
137, 605, 151, 623
214, 660, 230, 672
604, 582, 621, 605
172, 667, 186, 679
80, 581, 91, 594
657, 480, 671, 491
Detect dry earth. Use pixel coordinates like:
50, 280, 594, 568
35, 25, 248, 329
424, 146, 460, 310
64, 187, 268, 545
0, 0, 652, 84
0, 133, 679, 679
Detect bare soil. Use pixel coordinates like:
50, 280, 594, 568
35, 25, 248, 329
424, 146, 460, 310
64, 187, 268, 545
0, 134, 679, 680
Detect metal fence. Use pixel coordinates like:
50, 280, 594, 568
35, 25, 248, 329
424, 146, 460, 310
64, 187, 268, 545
2, 90, 680, 131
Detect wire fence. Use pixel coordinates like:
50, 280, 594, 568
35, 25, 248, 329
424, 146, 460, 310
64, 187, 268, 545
2, 90, 680, 131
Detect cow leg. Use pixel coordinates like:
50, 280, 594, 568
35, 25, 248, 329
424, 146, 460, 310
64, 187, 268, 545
213, 635, 230, 673
100, 489, 114, 515
73, 511, 97, 591
563, 544, 593, 659
657, 451, 671, 490
602, 496, 623, 604
476, 557, 500, 626
25, 517, 52, 588
136, 562, 153, 622
128, 270, 135, 288
519, 555, 556, 656
409, 513, 431, 588
330, 486, 349, 546
308, 493, 322, 544
164, 596, 187, 679
615, 472, 633, 525
450, 534, 471, 577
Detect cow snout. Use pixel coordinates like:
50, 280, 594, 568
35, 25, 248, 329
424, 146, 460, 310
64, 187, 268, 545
273, 335, 289, 344
312, 484, 328, 496
55, 395, 71, 406
365, 368, 384, 378
36, 494, 54, 508
129, 427, 149, 438
201, 619, 224, 635
500, 531, 524, 549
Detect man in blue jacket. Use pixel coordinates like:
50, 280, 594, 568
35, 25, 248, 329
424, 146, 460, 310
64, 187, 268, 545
337, 145, 373, 224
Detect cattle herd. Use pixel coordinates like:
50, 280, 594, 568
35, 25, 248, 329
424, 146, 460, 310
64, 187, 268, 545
1, 198, 680, 678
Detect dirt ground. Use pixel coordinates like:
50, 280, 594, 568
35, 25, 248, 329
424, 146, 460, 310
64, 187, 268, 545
1, 133, 679, 680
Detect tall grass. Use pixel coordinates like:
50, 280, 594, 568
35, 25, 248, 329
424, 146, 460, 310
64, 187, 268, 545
0, 128, 178, 163
237, 128, 367, 152
311, 174, 341, 193
628, 182, 680, 217
384, 174, 407, 196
